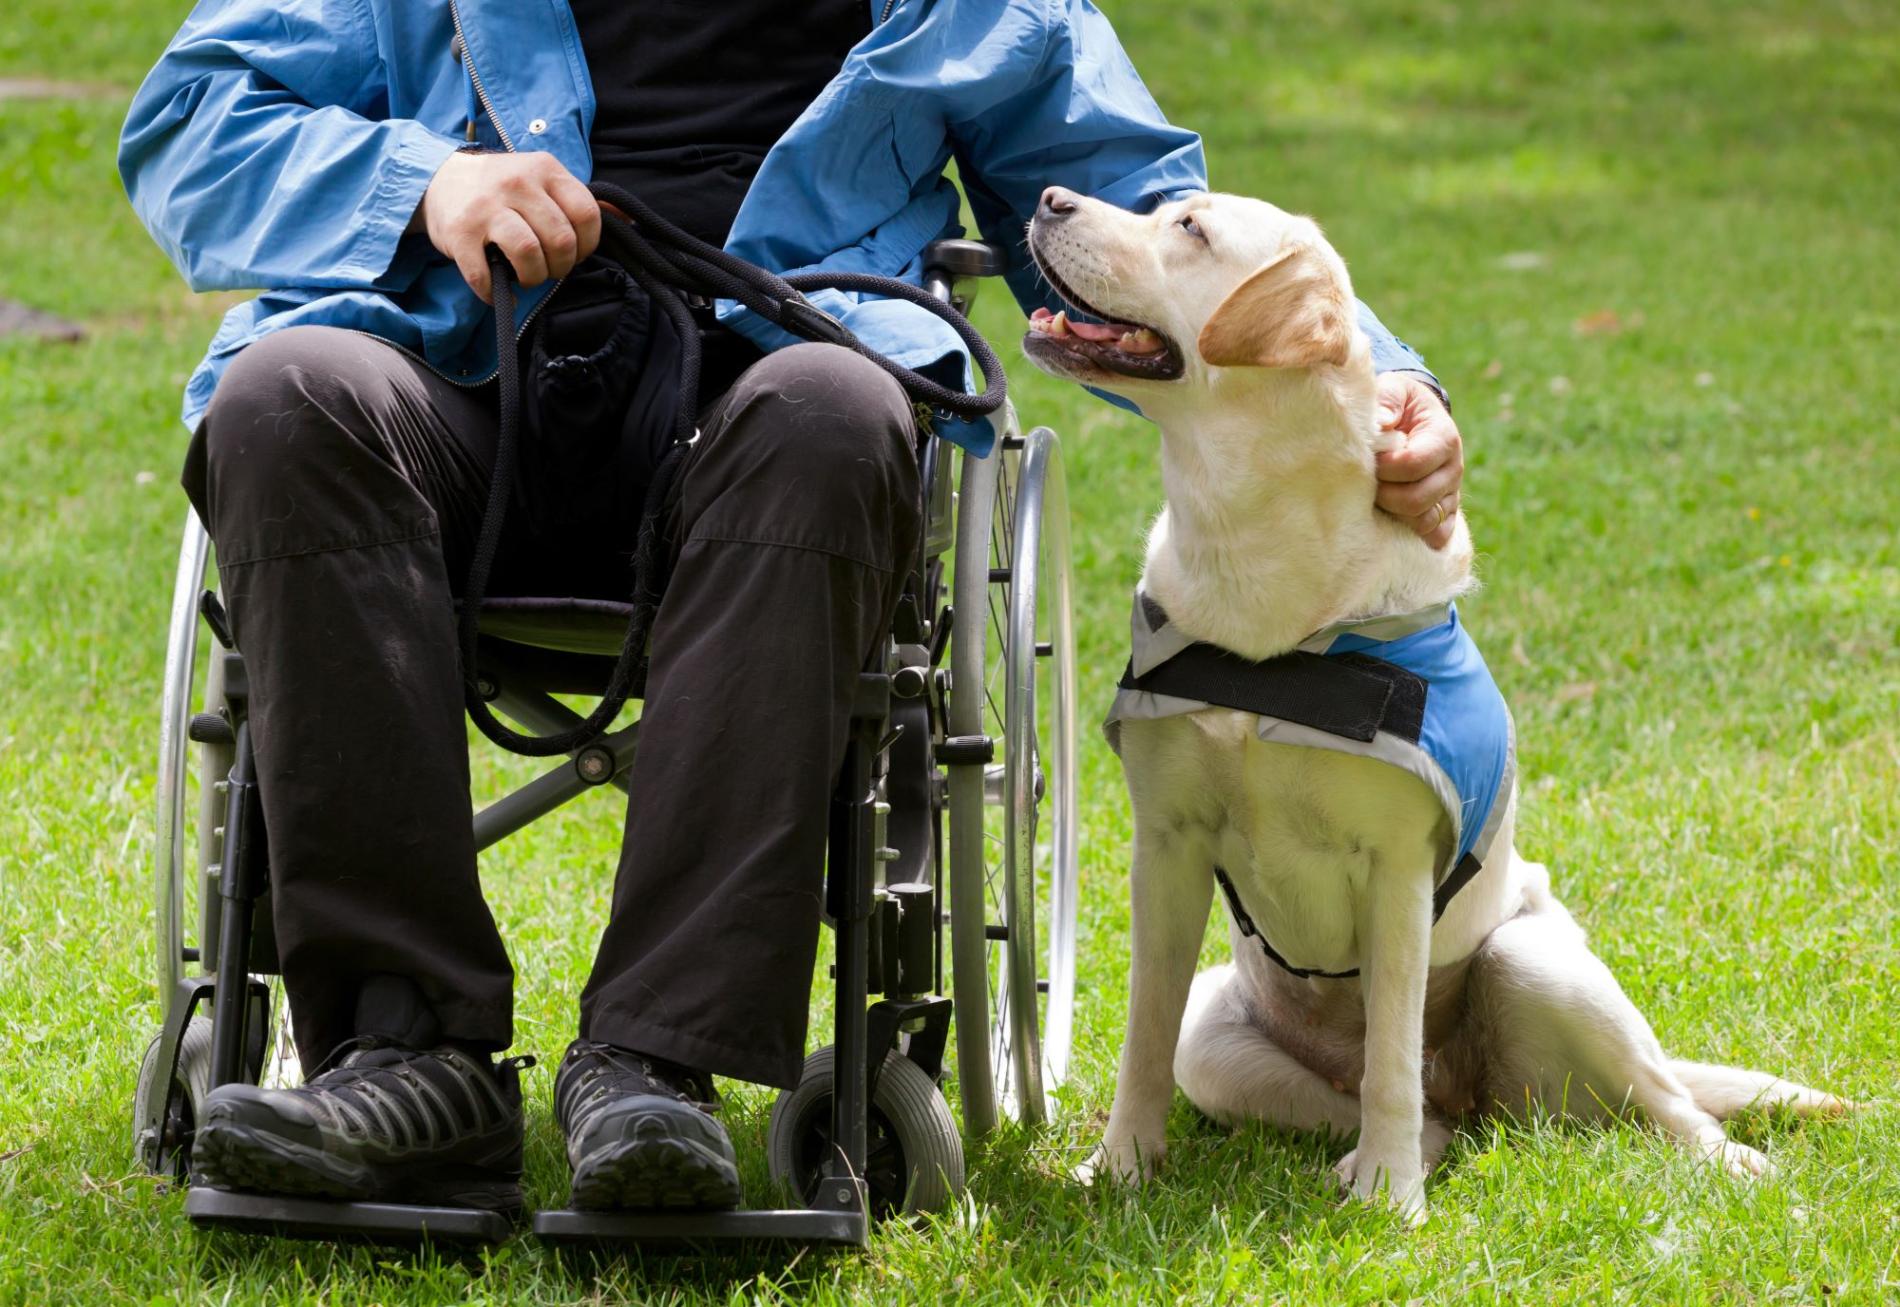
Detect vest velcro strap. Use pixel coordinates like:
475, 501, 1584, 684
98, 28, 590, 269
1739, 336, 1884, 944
1120, 643, 1426, 745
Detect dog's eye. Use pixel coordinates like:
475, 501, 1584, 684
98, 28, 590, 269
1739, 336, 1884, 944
1178, 215, 1206, 242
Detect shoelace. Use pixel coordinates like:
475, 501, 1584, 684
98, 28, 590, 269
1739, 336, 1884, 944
288, 1041, 507, 1145
563, 1041, 717, 1117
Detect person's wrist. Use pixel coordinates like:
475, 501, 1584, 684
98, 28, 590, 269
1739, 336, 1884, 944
1384, 367, 1451, 413
410, 146, 487, 236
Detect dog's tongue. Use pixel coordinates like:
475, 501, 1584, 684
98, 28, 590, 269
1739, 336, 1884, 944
1066, 317, 1124, 343
1029, 305, 1124, 341
1028, 306, 1166, 355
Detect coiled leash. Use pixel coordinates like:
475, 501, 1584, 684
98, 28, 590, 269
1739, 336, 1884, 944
461, 179, 1008, 757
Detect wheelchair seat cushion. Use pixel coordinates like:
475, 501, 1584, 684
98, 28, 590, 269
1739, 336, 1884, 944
462, 596, 638, 657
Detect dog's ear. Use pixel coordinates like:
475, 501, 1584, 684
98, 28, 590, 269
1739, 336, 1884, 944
1196, 243, 1353, 370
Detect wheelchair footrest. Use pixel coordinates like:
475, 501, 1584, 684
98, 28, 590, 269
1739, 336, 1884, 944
531, 1206, 867, 1247
184, 1186, 513, 1245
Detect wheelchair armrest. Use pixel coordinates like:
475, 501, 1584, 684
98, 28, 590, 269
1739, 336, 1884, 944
922, 239, 1007, 281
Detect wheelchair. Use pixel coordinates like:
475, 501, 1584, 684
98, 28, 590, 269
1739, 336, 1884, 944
132, 239, 1081, 1247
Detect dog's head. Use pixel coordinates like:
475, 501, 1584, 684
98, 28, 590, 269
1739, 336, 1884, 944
1023, 189, 1364, 405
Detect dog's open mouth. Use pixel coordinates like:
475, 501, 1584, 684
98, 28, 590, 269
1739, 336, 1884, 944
1023, 249, 1184, 382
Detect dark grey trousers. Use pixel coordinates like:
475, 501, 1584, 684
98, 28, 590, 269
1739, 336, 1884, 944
183, 325, 920, 1089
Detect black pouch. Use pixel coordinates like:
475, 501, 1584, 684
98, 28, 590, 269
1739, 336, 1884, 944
516, 255, 687, 552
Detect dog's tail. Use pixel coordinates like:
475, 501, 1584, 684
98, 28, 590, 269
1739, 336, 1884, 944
1670, 1060, 1856, 1120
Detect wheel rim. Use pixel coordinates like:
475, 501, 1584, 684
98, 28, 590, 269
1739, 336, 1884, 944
140, 519, 208, 1167
983, 430, 1079, 1123
155, 512, 211, 1002
947, 447, 1001, 1137
152, 525, 300, 1102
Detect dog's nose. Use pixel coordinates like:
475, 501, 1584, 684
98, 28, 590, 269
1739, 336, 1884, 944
1038, 186, 1080, 220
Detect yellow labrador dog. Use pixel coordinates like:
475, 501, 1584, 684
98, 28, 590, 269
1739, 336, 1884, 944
1021, 187, 1848, 1222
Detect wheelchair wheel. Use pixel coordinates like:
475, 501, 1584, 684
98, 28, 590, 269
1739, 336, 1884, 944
767, 1046, 965, 1217
946, 424, 1079, 1135
142, 513, 297, 1168
134, 1015, 213, 1181
155, 511, 213, 1010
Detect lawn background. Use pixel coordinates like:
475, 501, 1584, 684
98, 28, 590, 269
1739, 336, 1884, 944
1, 1, 1895, 1302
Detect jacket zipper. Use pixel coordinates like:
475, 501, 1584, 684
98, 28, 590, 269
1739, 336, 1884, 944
370, 0, 561, 387
880, 0, 899, 23
449, 0, 517, 153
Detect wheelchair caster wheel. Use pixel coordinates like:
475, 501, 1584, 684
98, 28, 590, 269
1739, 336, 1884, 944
134, 1015, 213, 1182
767, 1045, 964, 1218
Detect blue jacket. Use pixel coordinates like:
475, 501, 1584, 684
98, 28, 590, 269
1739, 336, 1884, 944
120, 0, 1438, 445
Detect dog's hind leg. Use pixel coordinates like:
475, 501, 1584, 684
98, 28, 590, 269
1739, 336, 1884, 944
1176, 966, 1458, 1174
1668, 1060, 1853, 1121
1175, 965, 1361, 1133
1470, 902, 1775, 1179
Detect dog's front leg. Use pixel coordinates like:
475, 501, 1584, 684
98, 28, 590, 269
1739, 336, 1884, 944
1336, 852, 1435, 1223
1089, 822, 1214, 1183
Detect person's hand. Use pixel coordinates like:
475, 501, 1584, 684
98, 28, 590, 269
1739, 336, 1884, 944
1374, 372, 1464, 549
414, 150, 601, 303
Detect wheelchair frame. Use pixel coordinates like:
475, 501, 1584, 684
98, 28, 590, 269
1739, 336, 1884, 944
135, 242, 1080, 1248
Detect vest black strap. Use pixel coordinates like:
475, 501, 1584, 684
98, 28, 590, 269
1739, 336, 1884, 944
1431, 850, 1486, 920
1213, 852, 1484, 982
1130, 598, 1487, 982
1212, 865, 1360, 980
1119, 643, 1427, 746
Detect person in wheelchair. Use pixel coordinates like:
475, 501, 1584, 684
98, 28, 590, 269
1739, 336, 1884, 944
119, 0, 1465, 1221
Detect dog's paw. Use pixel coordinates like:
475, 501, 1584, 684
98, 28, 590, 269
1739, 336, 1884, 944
1334, 1148, 1427, 1226
1077, 1136, 1160, 1186
1706, 1139, 1774, 1181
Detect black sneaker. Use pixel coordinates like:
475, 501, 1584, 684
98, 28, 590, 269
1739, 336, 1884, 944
191, 1041, 527, 1212
555, 1040, 741, 1211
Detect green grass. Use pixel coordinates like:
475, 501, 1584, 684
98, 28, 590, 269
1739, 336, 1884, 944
2, 0, 1896, 1301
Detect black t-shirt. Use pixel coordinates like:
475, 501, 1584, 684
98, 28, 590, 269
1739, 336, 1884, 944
570, 0, 871, 249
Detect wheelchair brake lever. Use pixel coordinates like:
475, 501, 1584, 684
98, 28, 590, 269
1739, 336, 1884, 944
927, 605, 953, 666
199, 590, 235, 650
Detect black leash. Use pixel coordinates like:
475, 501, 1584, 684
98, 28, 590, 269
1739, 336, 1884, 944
460, 180, 1007, 757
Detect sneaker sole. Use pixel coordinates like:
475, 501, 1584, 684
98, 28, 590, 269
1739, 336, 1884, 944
193, 1121, 523, 1214
568, 1134, 743, 1211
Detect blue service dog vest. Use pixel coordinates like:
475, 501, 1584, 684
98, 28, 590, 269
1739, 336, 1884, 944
1104, 594, 1516, 979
